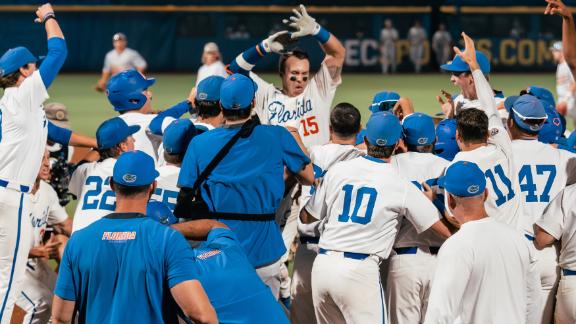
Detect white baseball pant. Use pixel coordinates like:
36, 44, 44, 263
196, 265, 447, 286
555, 270, 576, 324
0, 187, 32, 323
290, 239, 319, 324
535, 244, 560, 324
312, 251, 386, 324
15, 260, 57, 324
256, 257, 283, 300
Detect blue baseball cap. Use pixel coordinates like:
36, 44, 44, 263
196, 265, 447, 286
196, 76, 225, 102
369, 91, 400, 113
558, 131, 576, 153
504, 95, 547, 133
434, 119, 459, 161
163, 119, 198, 155
439, 161, 486, 197
526, 86, 556, 107
538, 108, 563, 144
441, 51, 490, 75
220, 73, 258, 110
107, 69, 156, 112
146, 200, 178, 225
402, 113, 435, 146
355, 128, 367, 145
0, 47, 38, 77
96, 117, 140, 150
113, 151, 159, 187
365, 112, 402, 147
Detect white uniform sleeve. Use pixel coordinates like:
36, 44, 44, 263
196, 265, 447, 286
17, 71, 49, 111
311, 61, 342, 101
131, 50, 147, 69
536, 188, 567, 240
304, 170, 331, 221
560, 150, 576, 185
69, 163, 91, 197
402, 181, 442, 234
102, 51, 112, 73
45, 183, 69, 225
161, 116, 176, 133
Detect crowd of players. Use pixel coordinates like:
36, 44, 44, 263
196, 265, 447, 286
3, 1, 576, 323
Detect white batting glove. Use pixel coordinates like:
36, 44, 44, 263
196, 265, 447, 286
261, 30, 291, 54
282, 4, 321, 39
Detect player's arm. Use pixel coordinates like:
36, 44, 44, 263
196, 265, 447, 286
300, 170, 330, 224
149, 99, 193, 136
35, 4, 67, 89
171, 220, 228, 241
227, 31, 291, 76
170, 280, 217, 324
51, 296, 75, 324
53, 218, 73, 237
546, 0, 576, 75
133, 51, 147, 73
95, 70, 111, 92
534, 187, 567, 249
47, 121, 98, 148
404, 182, 453, 238
282, 127, 314, 185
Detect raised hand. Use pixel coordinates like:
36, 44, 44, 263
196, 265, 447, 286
283, 4, 320, 39
545, 0, 572, 19
453, 32, 480, 72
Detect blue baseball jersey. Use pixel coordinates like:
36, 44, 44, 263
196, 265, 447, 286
54, 213, 197, 323
192, 228, 289, 324
178, 124, 310, 267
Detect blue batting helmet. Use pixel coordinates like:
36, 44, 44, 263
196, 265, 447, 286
434, 118, 460, 161
106, 69, 156, 112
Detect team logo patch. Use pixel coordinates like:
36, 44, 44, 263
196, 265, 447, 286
490, 128, 499, 136
197, 249, 221, 260
376, 139, 388, 146
417, 137, 428, 145
198, 92, 208, 100
102, 231, 137, 241
529, 124, 541, 131
467, 185, 480, 194
553, 118, 561, 126
122, 174, 137, 183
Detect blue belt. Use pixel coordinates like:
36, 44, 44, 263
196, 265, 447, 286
563, 269, 576, 276
0, 179, 30, 193
394, 246, 440, 255
525, 234, 535, 241
318, 248, 370, 260
300, 236, 320, 244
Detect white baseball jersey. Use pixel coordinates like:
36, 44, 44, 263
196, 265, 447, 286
306, 156, 441, 259
298, 143, 364, 238
27, 181, 67, 253
150, 164, 180, 212
408, 27, 427, 46
556, 61, 575, 108
252, 61, 341, 149
118, 112, 159, 164
0, 71, 49, 189
380, 28, 398, 48
103, 48, 147, 74
390, 152, 449, 248
451, 70, 522, 228
195, 61, 228, 86
512, 139, 576, 236
537, 184, 576, 271
425, 218, 541, 324
69, 158, 116, 232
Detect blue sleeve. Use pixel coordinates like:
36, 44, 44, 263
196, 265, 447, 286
280, 127, 311, 174
47, 120, 72, 145
149, 101, 190, 135
205, 228, 239, 249
228, 43, 267, 76
39, 37, 68, 88
165, 229, 198, 288
177, 140, 199, 189
54, 240, 77, 301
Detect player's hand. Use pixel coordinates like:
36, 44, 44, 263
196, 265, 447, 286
454, 32, 480, 71
437, 89, 455, 118
392, 97, 415, 121
29, 240, 61, 259
261, 30, 293, 54
545, 0, 572, 19
34, 3, 55, 23
283, 4, 320, 39
422, 182, 436, 202
94, 79, 106, 92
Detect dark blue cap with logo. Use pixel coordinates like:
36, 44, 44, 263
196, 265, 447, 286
434, 119, 459, 161
441, 51, 490, 75
369, 91, 400, 113
439, 161, 486, 197
113, 151, 159, 187
504, 95, 547, 133
146, 200, 178, 225
196, 76, 225, 102
402, 113, 435, 146
538, 107, 563, 144
96, 117, 140, 150
0, 47, 38, 77
107, 69, 156, 112
163, 119, 198, 155
365, 112, 402, 147
220, 73, 258, 110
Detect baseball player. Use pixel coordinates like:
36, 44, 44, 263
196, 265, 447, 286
506, 94, 576, 323
69, 117, 139, 232
425, 161, 541, 324
301, 112, 452, 324
95, 32, 147, 92
196, 42, 228, 86
526, 86, 566, 145
550, 41, 576, 118
15, 149, 71, 324
291, 102, 364, 324
448, 33, 522, 228
432, 24, 452, 68
408, 21, 427, 73
151, 119, 199, 211
535, 184, 576, 323
380, 19, 398, 74
52, 151, 217, 324
433, 118, 460, 161
387, 112, 450, 324
0, 4, 67, 322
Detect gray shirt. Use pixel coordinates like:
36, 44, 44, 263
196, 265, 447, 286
103, 48, 147, 74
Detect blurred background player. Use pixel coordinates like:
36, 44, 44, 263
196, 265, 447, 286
52, 151, 217, 324
14, 149, 72, 324
425, 161, 541, 324
69, 117, 138, 232
432, 23, 452, 70
380, 19, 398, 74
196, 42, 228, 86
408, 21, 427, 73
0, 4, 67, 322
95, 32, 147, 92
550, 41, 576, 119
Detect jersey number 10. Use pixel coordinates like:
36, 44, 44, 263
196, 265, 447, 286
338, 184, 377, 225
